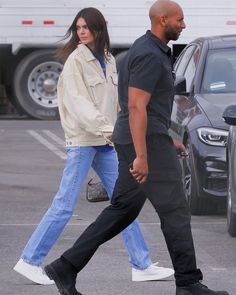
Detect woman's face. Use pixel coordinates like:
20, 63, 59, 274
76, 17, 95, 49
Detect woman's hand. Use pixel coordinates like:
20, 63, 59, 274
102, 132, 113, 145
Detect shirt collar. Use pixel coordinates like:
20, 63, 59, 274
146, 30, 172, 57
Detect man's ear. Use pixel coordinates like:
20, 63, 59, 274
160, 15, 168, 27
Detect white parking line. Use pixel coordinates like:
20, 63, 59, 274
42, 129, 65, 146
27, 130, 66, 160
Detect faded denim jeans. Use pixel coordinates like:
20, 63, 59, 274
21, 146, 152, 269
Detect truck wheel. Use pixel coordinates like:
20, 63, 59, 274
12, 50, 63, 120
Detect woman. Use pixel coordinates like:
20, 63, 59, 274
14, 7, 174, 285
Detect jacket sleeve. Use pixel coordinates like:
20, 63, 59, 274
60, 63, 114, 136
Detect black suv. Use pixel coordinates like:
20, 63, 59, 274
171, 35, 236, 214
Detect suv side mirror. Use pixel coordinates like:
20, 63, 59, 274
223, 105, 236, 126
175, 76, 188, 95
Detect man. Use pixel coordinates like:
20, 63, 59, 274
45, 1, 229, 294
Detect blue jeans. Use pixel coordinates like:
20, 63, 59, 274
21, 146, 152, 269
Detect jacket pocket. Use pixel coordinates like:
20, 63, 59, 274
85, 76, 105, 105
86, 76, 104, 87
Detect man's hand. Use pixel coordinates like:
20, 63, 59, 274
173, 139, 188, 159
129, 156, 148, 184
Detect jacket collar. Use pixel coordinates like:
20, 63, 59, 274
77, 43, 112, 64
77, 43, 96, 62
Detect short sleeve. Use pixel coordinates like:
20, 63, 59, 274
129, 53, 162, 93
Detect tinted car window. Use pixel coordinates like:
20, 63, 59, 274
174, 45, 196, 76
201, 48, 236, 93
184, 48, 200, 92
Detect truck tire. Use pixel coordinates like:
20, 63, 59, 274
12, 49, 63, 120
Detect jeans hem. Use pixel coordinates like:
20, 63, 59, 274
20, 256, 42, 267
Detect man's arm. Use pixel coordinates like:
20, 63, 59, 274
128, 86, 151, 183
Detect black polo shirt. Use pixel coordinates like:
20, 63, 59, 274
112, 30, 175, 144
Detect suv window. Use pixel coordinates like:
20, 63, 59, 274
201, 49, 236, 93
174, 45, 196, 76
184, 48, 200, 92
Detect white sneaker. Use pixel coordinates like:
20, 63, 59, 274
132, 262, 174, 282
13, 259, 55, 285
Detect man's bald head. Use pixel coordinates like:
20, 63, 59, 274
149, 0, 182, 26
149, 0, 185, 43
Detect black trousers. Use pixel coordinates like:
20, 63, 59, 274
63, 134, 203, 287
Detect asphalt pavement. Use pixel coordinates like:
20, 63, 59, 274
0, 120, 236, 295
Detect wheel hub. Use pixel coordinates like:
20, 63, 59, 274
28, 61, 63, 108
42, 77, 57, 93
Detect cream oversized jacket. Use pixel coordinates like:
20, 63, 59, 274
57, 44, 119, 147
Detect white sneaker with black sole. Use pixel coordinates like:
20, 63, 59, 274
14, 259, 55, 285
132, 262, 174, 282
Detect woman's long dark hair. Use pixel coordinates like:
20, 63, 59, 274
56, 7, 110, 61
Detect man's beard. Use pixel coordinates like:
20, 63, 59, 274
165, 28, 180, 41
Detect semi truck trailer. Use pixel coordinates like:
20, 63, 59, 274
0, 0, 236, 119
